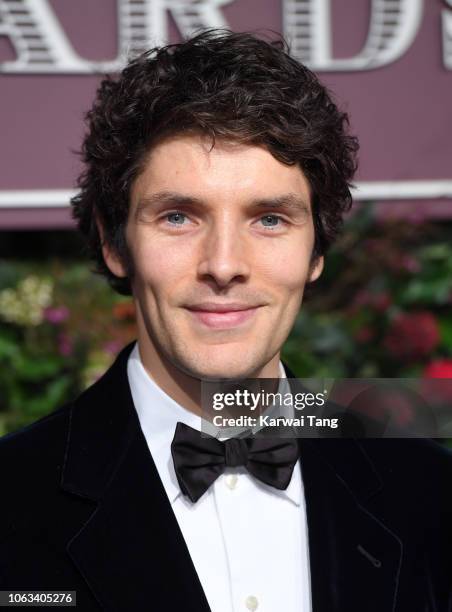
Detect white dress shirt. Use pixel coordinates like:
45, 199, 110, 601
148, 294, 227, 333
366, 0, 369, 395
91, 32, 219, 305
127, 342, 312, 612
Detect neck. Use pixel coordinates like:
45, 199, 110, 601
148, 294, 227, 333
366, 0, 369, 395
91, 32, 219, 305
136, 335, 281, 418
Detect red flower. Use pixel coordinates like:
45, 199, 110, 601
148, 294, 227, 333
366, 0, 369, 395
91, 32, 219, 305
113, 301, 135, 321
421, 359, 452, 405
351, 290, 391, 312
423, 359, 452, 378
353, 290, 372, 307
355, 326, 374, 343
383, 312, 440, 361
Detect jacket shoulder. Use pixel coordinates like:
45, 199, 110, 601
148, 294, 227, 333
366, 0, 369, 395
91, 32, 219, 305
358, 437, 452, 510
359, 436, 452, 473
0, 403, 72, 482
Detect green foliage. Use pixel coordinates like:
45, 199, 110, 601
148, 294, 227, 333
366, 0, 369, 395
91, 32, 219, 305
1, 208, 451, 435
282, 206, 452, 378
0, 262, 135, 434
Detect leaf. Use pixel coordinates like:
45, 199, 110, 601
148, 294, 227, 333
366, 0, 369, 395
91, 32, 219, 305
400, 278, 451, 305
0, 335, 20, 359
12, 354, 64, 381
23, 376, 72, 416
439, 319, 452, 348
419, 243, 452, 261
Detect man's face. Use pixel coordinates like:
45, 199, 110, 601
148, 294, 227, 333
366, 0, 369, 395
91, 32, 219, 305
104, 133, 323, 380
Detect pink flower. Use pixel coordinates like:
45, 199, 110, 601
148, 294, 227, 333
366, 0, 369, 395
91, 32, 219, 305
399, 256, 421, 274
350, 291, 392, 313
44, 306, 70, 324
103, 340, 122, 355
57, 332, 73, 357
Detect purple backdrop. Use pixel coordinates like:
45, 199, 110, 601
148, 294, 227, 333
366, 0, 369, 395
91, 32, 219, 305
0, 0, 451, 228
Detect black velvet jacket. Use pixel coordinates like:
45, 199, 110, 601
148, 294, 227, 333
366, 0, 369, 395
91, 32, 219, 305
1, 342, 451, 611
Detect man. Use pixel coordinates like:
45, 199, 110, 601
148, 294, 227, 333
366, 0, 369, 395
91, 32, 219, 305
1, 29, 451, 612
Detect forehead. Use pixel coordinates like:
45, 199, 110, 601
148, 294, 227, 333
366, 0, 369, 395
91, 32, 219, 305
131, 133, 312, 205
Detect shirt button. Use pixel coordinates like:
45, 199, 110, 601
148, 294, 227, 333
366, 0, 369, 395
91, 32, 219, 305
245, 595, 258, 610
225, 474, 238, 490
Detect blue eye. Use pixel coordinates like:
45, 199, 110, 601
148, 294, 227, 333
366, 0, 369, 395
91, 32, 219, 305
167, 212, 186, 225
260, 215, 281, 227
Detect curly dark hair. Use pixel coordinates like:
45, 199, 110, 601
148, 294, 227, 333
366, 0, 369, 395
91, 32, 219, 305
71, 28, 359, 295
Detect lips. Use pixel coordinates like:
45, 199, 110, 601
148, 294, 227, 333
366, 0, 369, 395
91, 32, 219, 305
185, 303, 261, 329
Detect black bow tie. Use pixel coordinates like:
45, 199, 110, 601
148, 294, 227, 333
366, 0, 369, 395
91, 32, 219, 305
171, 422, 300, 503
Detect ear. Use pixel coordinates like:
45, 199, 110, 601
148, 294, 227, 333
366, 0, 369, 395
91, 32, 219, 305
96, 216, 128, 278
308, 255, 324, 283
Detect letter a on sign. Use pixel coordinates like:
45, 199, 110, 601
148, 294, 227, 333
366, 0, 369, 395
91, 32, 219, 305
0, 0, 90, 72
282, 0, 423, 71
0, 0, 233, 73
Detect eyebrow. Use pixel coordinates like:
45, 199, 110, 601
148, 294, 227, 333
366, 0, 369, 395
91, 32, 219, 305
252, 194, 311, 215
134, 191, 311, 220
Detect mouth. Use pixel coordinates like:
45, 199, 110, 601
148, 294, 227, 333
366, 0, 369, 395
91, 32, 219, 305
184, 303, 262, 330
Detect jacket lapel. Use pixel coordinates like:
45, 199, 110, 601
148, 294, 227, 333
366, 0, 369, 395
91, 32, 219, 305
61, 343, 211, 611
283, 363, 403, 612
60, 348, 403, 611
299, 438, 402, 612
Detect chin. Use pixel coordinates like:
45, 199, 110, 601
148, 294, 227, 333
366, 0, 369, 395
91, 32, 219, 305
178, 351, 263, 381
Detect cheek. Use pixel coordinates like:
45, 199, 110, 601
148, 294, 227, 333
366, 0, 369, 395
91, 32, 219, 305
254, 241, 313, 293
131, 237, 192, 297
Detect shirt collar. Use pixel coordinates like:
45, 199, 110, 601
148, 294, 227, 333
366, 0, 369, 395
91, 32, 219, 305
127, 342, 299, 505
128, 343, 199, 503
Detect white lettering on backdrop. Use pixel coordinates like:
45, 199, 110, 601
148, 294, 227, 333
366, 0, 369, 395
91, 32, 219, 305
0, 0, 448, 73
442, 0, 452, 69
283, 0, 423, 70
0, 0, 233, 73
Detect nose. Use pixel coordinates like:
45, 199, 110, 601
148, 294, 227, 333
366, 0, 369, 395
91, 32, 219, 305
197, 216, 250, 288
